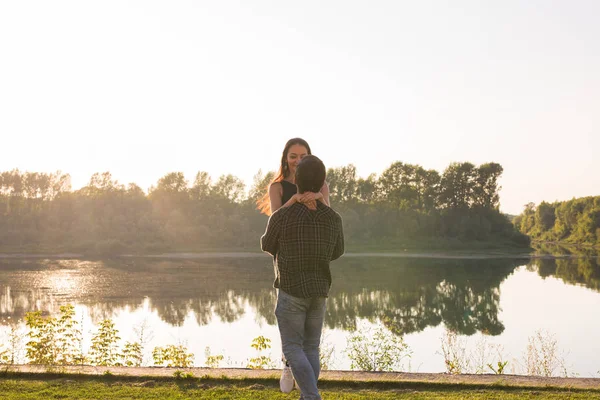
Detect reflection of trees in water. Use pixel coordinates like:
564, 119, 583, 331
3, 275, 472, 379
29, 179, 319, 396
84, 302, 143, 324
0, 286, 58, 317
530, 256, 600, 291
325, 258, 519, 336
438, 284, 503, 335
246, 290, 278, 326
533, 242, 599, 258
0, 257, 522, 335
0, 257, 277, 327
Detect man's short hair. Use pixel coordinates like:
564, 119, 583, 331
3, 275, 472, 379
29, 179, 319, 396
296, 155, 326, 193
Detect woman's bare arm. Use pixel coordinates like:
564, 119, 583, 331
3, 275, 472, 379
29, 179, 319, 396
268, 182, 283, 214
296, 181, 330, 206
280, 193, 299, 209
270, 182, 302, 213
320, 181, 330, 206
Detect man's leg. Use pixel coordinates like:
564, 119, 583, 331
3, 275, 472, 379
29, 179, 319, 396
304, 297, 326, 381
275, 290, 321, 400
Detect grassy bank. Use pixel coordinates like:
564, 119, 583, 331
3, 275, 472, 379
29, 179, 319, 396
1, 373, 599, 400
0, 239, 533, 258
532, 241, 600, 254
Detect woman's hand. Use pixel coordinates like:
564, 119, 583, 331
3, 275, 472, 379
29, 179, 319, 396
296, 192, 323, 204
295, 192, 320, 210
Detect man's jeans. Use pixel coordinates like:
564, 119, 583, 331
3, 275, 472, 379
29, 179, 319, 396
275, 289, 326, 400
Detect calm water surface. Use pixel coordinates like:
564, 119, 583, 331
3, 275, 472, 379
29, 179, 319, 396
1, 254, 599, 376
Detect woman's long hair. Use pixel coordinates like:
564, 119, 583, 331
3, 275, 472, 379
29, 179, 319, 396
256, 138, 312, 215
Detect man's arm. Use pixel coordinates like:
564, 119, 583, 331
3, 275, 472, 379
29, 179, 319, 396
260, 211, 282, 256
331, 215, 345, 261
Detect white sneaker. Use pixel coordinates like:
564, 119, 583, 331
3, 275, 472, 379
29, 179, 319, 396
280, 365, 295, 393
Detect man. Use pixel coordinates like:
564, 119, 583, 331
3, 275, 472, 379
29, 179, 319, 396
261, 155, 345, 400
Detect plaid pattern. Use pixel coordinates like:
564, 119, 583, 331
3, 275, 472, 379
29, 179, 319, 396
261, 202, 345, 298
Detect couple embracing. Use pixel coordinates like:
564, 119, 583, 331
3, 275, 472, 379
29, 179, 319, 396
260, 138, 345, 400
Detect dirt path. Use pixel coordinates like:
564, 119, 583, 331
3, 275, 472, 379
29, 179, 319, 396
7, 365, 600, 390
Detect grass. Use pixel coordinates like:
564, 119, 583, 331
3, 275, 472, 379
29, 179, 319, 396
0, 229, 537, 257
346, 236, 532, 252
532, 240, 600, 253
0, 240, 533, 258
0, 373, 599, 400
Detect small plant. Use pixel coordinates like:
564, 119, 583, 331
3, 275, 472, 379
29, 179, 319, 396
25, 305, 86, 366
439, 330, 509, 375
89, 319, 122, 366
0, 317, 25, 366
488, 360, 508, 374
153, 344, 194, 368
25, 311, 57, 365
173, 370, 196, 380
439, 329, 470, 374
122, 341, 143, 367
247, 336, 276, 369
471, 336, 509, 375
55, 305, 85, 365
204, 347, 224, 369
485, 342, 509, 375
471, 334, 490, 374
0, 345, 10, 365
490, 345, 508, 375
132, 318, 154, 367
320, 331, 335, 371
524, 330, 567, 377
345, 322, 411, 372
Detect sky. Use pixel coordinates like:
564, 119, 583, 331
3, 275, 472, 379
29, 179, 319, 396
0, 1, 598, 215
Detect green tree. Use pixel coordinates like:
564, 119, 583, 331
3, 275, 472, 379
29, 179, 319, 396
327, 164, 358, 204
247, 170, 274, 205
439, 162, 476, 209
534, 201, 556, 234
378, 162, 419, 210
472, 163, 503, 209
190, 171, 212, 201
211, 174, 246, 203
356, 173, 378, 204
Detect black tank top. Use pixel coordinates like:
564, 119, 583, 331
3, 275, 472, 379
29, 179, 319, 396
280, 180, 297, 206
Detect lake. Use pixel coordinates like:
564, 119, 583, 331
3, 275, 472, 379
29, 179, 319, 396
1, 253, 599, 376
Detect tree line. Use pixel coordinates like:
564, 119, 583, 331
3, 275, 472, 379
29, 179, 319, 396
514, 196, 600, 247
0, 161, 528, 254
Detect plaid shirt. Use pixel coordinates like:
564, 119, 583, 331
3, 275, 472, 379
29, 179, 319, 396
261, 202, 345, 298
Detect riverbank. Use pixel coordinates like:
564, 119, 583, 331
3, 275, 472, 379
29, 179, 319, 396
0, 249, 591, 260
0, 238, 535, 258
1, 366, 599, 399
5, 365, 600, 390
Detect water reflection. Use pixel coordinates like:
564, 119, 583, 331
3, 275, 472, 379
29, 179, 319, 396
1, 255, 598, 336
0, 255, 600, 376
528, 256, 600, 291
0, 257, 504, 334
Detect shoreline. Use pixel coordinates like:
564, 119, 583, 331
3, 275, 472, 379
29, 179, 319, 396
3, 365, 600, 390
0, 250, 593, 260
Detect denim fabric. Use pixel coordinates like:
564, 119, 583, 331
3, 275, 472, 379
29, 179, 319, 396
275, 289, 326, 400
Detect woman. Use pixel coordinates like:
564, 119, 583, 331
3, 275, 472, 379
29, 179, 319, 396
257, 138, 329, 215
